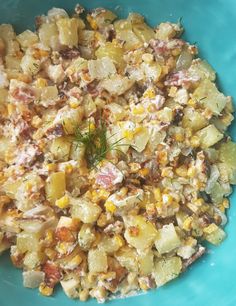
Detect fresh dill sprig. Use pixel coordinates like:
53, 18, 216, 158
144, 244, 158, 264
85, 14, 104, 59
74, 120, 126, 168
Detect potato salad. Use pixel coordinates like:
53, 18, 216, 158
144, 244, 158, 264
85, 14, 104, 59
0, 5, 235, 302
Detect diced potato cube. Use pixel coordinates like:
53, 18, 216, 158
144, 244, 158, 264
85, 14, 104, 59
50, 136, 71, 161
189, 59, 216, 81
95, 42, 125, 68
98, 234, 123, 254
61, 278, 80, 298
20, 54, 40, 75
155, 223, 181, 254
17, 30, 38, 49
205, 225, 226, 245
157, 107, 173, 123
132, 127, 149, 153
141, 62, 162, 82
23, 271, 45, 288
101, 75, 134, 96
138, 249, 154, 276
78, 224, 96, 250
115, 246, 138, 272
193, 79, 227, 115
57, 216, 73, 228
182, 107, 208, 131
39, 23, 59, 50
153, 256, 182, 287
16, 231, 41, 253
56, 18, 79, 47
5, 55, 21, 70
40, 86, 58, 103
45, 172, 66, 203
124, 215, 158, 250
195, 125, 223, 148
115, 28, 142, 51
23, 251, 44, 269
88, 57, 116, 80
71, 198, 101, 223
133, 23, 155, 43
69, 142, 85, 163
219, 141, 236, 169
54, 106, 84, 134
88, 249, 108, 273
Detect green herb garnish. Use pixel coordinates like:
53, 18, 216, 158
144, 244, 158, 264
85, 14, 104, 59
74, 120, 126, 168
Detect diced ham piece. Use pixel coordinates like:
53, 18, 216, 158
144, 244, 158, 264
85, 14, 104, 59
11, 87, 35, 104
164, 70, 199, 87
43, 261, 62, 287
95, 162, 123, 189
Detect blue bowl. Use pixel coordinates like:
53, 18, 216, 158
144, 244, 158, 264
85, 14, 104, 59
0, 1, 236, 306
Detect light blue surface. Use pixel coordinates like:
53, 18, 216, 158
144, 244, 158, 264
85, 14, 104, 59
0, 1, 236, 306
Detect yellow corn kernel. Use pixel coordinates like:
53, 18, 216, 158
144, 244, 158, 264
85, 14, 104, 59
57, 242, 68, 254
119, 187, 128, 197
194, 198, 205, 207
187, 166, 196, 178
104, 200, 117, 213
174, 133, 184, 142
183, 216, 193, 231
70, 254, 82, 266
44, 248, 57, 260
187, 98, 197, 107
35, 77, 47, 88
161, 167, 173, 178
55, 195, 70, 209
162, 193, 173, 205
97, 213, 109, 227
69, 99, 80, 109
222, 199, 229, 209
31, 115, 42, 128
139, 279, 149, 291
175, 165, 188, 177
122, 130, 134, 140
133, 105, 145, 115
218, 204, 225, 213
79, 289, 89, 302
25, 181, 32, 191
65, 163, 73, 174
142, 53, 154, 63
139, 168, 149, 176
190, 135, 200, 148
129, 162, 141, 173
45, 229, 54, 244
92, 189, 110, 202
168, 86, 177, 97
185, 237, 197, 247
153, 188, 161, 201
203, 223, 218, 234
114, 234, 125, 248
88, 122, 96, 131
134, 126, 144, 134
7, 104, 15, 116
39, 283, 53, 296
143, 88, 155, 99
46, 163, 57, 172
87, 15, 98, 30
172, 48, 181, 56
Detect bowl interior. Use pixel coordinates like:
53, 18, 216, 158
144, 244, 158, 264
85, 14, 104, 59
0, 1, 236, 306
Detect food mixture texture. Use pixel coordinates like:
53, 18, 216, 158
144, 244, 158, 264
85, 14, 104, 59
0, 5, 235, 303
